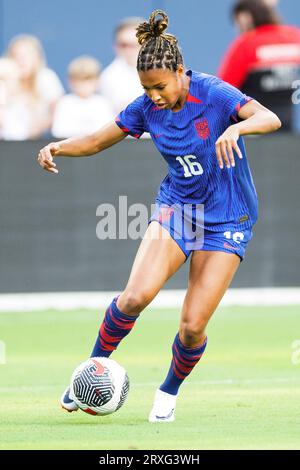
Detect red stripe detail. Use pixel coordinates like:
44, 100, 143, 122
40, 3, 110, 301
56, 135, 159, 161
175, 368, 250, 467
232, 98, 253, 121
100, 343, 115, 351
99, 327, 122, 345
173, 361, 187, 380
173, 345, 202, 365
175, 354, 201, 368
173, 356, 194, 375
84, 408, 97, 416
173, 354, 201, 373
115, 120, 129, 132
186, 93, 203, 104
99, 337, 116, 351
107, 310, 135, 329
110, 317, 135, 329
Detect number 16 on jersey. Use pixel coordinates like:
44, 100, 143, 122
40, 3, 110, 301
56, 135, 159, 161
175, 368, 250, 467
176, 155, 204, 178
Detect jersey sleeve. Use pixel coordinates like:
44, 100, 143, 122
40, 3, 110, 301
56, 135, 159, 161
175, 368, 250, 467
209, 78, 253, 124
115, 95, 148, 139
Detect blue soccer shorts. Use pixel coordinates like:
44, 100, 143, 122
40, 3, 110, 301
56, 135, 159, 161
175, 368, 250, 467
149, 202, 254, 262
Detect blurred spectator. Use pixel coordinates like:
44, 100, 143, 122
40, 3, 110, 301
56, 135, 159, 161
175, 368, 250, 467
218, 0, 300, 131
98, 17, 144, 114
5, 34, 64, 139
263, 0, 279, 6
0, 57, 22, 139
51, 56, 114, 138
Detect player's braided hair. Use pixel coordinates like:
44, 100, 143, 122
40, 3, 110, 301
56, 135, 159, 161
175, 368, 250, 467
136, 10, 183, 72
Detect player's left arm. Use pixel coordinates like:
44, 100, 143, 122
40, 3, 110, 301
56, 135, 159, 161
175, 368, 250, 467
215, 100, 281, 169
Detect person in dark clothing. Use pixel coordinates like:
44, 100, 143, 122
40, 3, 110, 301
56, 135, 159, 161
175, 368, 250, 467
218, 0, 300, 131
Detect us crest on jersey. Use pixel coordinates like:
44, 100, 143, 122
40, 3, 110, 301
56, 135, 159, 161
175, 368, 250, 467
195, 118, 210, 139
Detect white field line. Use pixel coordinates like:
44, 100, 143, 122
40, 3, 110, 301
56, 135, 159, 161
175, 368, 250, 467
0, 377, 299, 394
0, 288, 300, 312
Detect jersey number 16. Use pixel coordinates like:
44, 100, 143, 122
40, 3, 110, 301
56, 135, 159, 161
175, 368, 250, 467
176, 155, 204, 178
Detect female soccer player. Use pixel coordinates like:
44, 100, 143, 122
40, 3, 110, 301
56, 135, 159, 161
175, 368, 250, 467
37, 10, 281, 422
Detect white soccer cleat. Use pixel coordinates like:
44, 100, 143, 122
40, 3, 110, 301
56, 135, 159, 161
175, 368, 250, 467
148, 388, 177, 422
60, 386, 79, 413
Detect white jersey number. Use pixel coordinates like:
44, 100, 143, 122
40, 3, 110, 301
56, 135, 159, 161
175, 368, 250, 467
176, 155, 204, 178
224, 231, 245, 244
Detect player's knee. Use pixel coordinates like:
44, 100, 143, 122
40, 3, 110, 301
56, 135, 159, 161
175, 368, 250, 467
179, 319, 207, 347
118, 290, 149, 315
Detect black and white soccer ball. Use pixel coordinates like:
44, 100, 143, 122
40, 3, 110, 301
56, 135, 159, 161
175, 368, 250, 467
70, 357, 129, 416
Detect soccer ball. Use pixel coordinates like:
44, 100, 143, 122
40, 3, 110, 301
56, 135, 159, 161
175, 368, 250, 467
70, 357, 129, 416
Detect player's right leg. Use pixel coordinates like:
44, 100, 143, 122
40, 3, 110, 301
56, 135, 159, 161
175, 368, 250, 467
61, 221, 186, 412
149, 249, 240, 422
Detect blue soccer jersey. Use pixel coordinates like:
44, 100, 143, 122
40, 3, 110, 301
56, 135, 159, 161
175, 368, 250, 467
115, 70, 258, 232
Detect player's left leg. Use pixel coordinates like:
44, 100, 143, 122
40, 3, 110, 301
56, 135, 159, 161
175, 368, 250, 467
149, 250, 240, 422
62, 221, 186, 412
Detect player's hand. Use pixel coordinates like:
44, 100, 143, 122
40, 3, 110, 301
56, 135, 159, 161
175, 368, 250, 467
215, 126, 243, 170
37, 142, 60, 174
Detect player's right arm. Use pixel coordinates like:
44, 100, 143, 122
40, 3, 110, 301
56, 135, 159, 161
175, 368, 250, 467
37, 121, 126, 174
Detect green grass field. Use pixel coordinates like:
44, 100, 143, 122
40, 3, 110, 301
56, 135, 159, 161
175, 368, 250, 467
0, 305, 299, 450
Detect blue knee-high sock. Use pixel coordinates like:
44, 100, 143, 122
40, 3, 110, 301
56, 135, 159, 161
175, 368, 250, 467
160, 333, 208, 396
90, 296, 139, 358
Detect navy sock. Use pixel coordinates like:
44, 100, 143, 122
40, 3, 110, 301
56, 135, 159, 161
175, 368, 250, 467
160, 333, 207, 396
90, 296, 139, 358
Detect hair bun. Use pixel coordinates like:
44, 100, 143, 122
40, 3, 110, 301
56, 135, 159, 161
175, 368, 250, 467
136, 9, 177, 47
149, 10, 169, 36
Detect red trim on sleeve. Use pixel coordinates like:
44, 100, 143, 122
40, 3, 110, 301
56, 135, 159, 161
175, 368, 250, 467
231, 97, 253, 122
114, 118, 142, 139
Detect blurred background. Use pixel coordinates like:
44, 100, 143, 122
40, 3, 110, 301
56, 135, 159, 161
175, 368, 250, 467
1, 0, 299, 86
0, 0, 300, 297
1, 2, 299, 451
